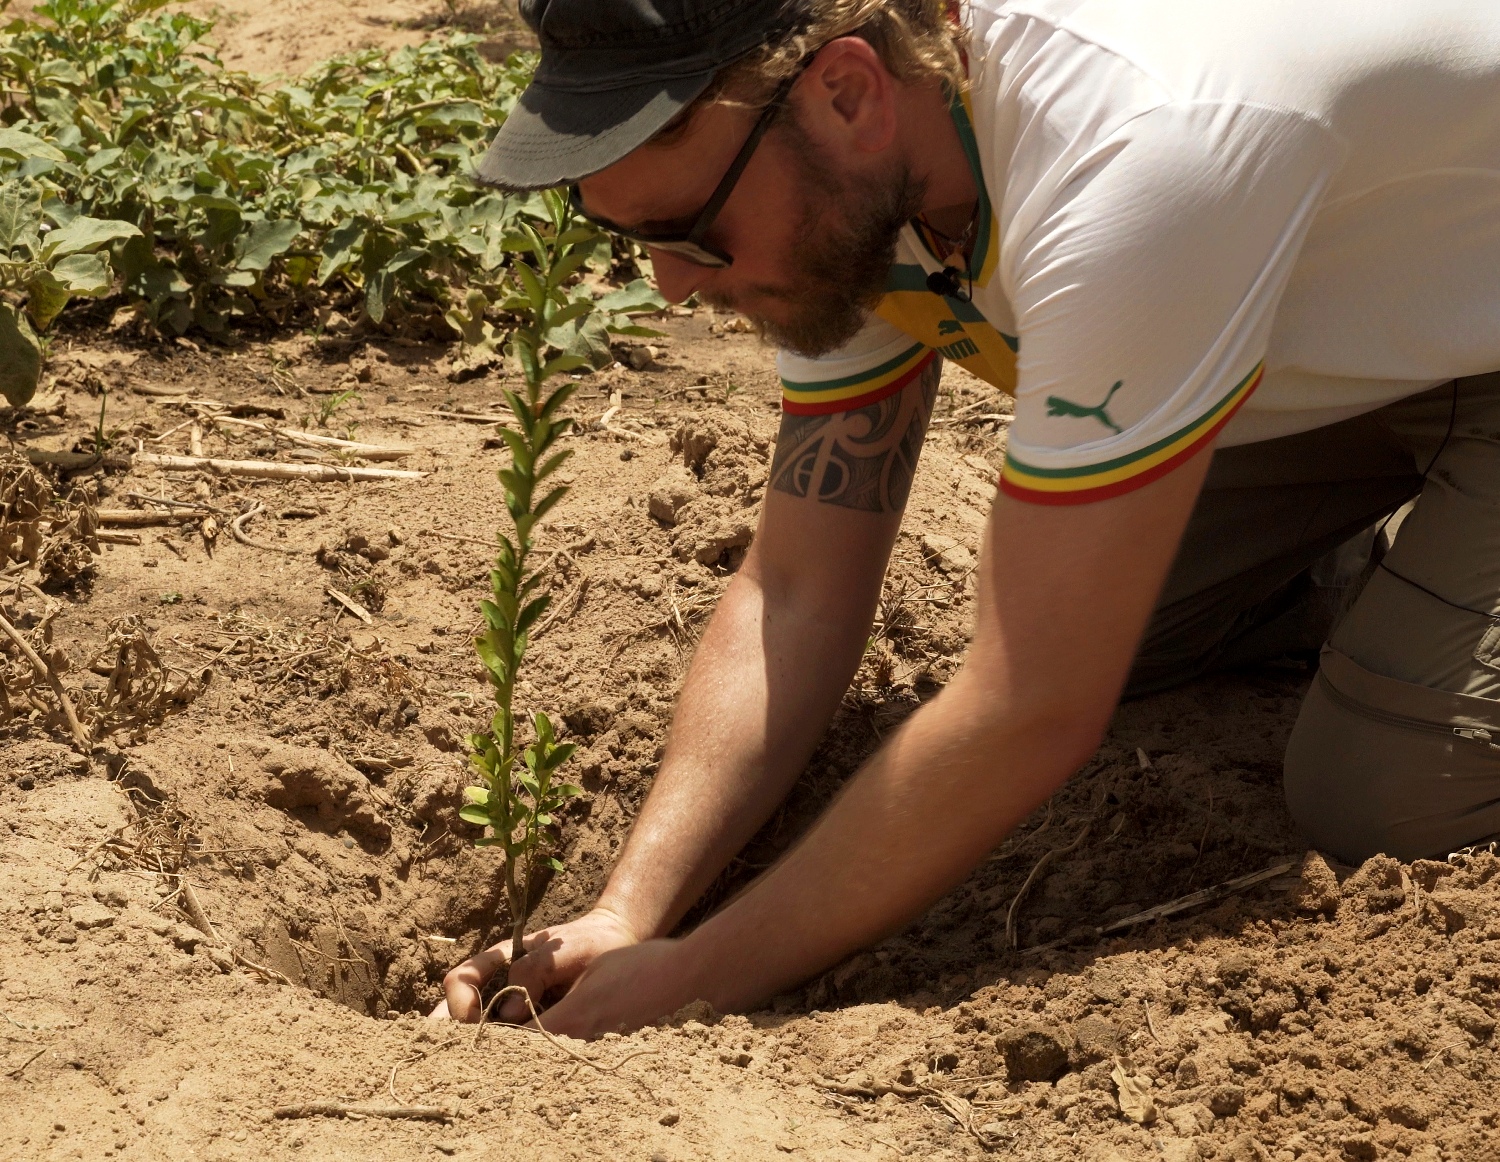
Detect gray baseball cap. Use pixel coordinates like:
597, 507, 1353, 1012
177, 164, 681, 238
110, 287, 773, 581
476, 0, 808, 191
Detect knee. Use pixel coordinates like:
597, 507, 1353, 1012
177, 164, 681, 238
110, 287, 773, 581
1284, 649, 1500, 862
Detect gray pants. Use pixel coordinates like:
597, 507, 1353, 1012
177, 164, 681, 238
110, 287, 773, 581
1129, 374, 1500, 863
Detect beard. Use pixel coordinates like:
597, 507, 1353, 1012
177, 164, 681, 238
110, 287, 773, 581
699, 121, 926, 359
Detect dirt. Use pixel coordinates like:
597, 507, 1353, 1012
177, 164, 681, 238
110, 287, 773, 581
3, 16, 1499, 1162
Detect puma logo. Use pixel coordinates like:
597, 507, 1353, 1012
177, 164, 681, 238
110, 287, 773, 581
937, 318, 964, 336
1046, 380, 1124, 434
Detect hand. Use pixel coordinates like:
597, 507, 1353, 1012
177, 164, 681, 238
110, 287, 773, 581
528, 937, 702, 1039
428, 906, 640, 1023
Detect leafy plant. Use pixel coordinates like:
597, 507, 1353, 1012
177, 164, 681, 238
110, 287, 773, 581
459, 190, 629, 961
0, 0, 545, 337
310, 386, 361, 430
0, 177, 138, 407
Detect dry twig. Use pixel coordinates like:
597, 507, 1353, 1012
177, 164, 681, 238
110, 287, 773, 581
230, 503, 300, 555
213, 415, 416, 461
136, 452, 425, 482
326, 587, 374, 624
0, 607, 90, 753
472, 985, 658, 1080
271, 1102, 452, 1122
1005, 820, 1093, 949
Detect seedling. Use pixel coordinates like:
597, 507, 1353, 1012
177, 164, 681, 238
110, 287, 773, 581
458, 190, 599, 961
455, 187, 666, 962
310, 386, 361, 430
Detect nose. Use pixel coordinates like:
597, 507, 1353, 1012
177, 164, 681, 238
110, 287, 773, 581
648, 248, 716, 305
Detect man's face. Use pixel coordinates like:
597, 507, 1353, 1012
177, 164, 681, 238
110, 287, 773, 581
577, 96, 923, 358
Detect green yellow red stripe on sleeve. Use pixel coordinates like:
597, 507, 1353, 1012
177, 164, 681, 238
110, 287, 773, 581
781, 343, 937, 416
1000, 362, 1263, 505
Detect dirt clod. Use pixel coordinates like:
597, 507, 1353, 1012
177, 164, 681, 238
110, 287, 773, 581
1290, 848, 1341, 914
997, 1022, 1071, 1082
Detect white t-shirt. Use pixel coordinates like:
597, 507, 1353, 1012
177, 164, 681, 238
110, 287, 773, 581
777, 0, 1500, 503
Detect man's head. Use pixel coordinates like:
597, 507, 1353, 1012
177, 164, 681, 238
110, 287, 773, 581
477, 0, 964, 357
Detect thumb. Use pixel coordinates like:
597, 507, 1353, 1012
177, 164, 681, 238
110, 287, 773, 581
441, 944, 511, 1023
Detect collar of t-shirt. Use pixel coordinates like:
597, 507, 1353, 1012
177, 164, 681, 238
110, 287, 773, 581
875, 93, 1020, 395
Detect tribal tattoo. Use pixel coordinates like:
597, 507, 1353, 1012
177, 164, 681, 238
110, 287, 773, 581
770, 358, 941, 513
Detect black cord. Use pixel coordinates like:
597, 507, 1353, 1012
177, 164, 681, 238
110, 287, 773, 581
1373, 380, 1493, 618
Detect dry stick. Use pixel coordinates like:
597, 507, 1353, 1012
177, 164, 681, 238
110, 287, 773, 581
1005, 820, 1093, 949
531, 574, 590, 640
233, 953, 292, 986
1097, 859, 1298, 935
421, 529, 498, 548
213, 415, 416, 461
0, 608, 89, 754
176, 877, 219, 943
96, 531, 141, 546
189, 422, 204, 458
471, 985, 658, 1079
135, 453, 425, 483
97, 508, 208, 527
597, 390, 653, 442
421, 409, 514, 424
5, 1048, 45, 1079
123, 492, 228, 514
816, 1076, 924, 1099
271, 1102, 452, 1122
1144, 999, 1163, 1044
230, 504, 300, 556
386, 1035, 463, 1104
326, 588, 374, 625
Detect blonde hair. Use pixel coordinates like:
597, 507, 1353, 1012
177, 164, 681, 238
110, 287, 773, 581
656, 1, 967, 141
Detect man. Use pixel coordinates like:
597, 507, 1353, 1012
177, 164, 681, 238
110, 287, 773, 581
434, 0, 1500, 1036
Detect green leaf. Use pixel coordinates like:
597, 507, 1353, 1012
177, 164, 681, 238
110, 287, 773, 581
534, 448, 573, 483
234, 219, 300, 272
532, 485, 568, 523
51, 252, 112, 297
562, 311, 613, 370
366, 268, 394, 324
546, 856, 565, 872
458, 804, 492, 827
0, 303, 43, 408
0, 181, 39, 254
40, 215, 140, 260
544, 247, 590, 290
544, 742, 577, 770
23, 270, 70, 331
595, 278, 667, 316
0, 127, 67, 165
540, 353, 589, 380
539, 297, 594, 339
513, 261, 546, 314
318, 222, 364, 286
516, 594, 550, 636
462, 785, 490, 805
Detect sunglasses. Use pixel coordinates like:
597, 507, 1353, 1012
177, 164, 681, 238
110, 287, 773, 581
568, 70, 803, 269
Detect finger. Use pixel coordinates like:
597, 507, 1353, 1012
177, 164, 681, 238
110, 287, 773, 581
427, 999, 451, 1021
441, 945, 511, 1023
500, 950, 556, 1023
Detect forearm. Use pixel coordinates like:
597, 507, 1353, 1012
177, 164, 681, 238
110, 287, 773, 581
672, 456, 1215, 1011
596, 566, 873, 940
678, 662, 1100, 1011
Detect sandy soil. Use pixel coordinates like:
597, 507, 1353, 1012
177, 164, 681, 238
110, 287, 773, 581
1, 10, 1497, 1162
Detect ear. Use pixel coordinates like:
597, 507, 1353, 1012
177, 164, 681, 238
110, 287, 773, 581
794, 37, 898, 155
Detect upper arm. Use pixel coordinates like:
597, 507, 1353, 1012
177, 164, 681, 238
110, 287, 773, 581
744, 324, 941, 614
1000, 100, 1341, 505
965, 445, 1213, 757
